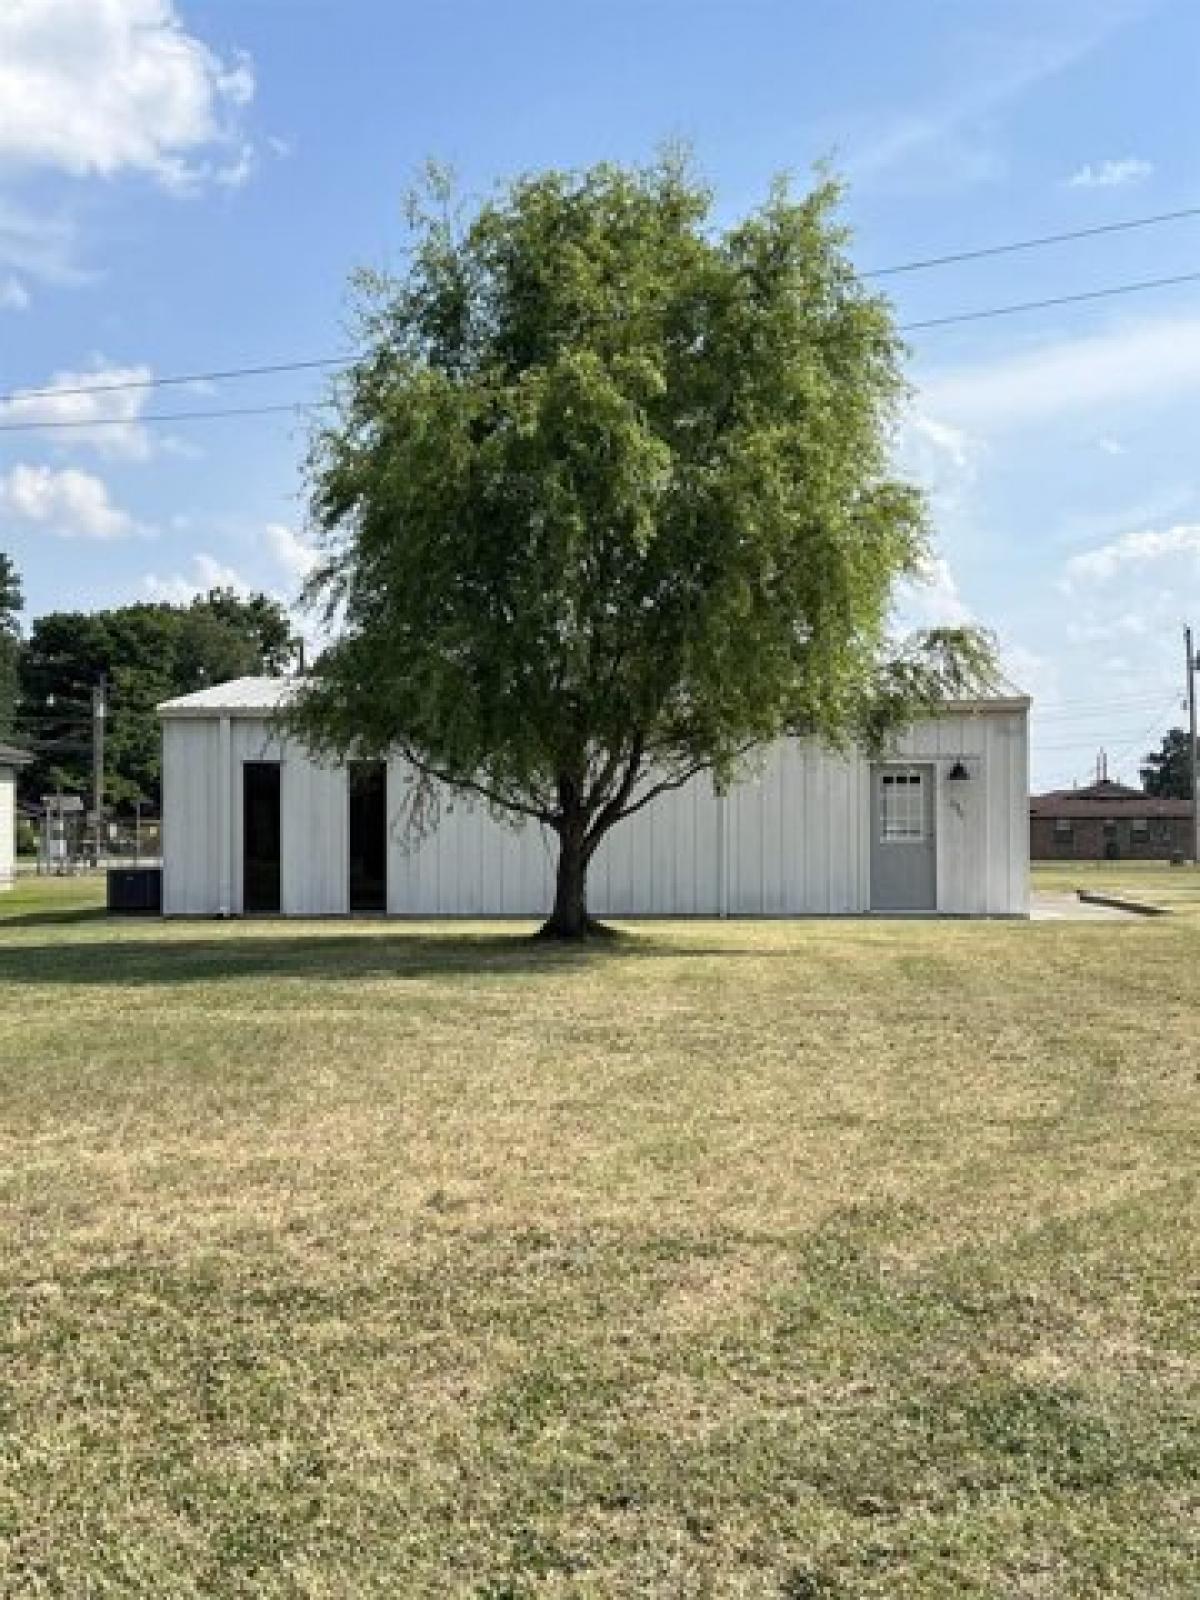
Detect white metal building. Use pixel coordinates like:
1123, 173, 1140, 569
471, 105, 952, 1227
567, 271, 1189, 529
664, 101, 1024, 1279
0, 742, 31, 893
158, 677, 1029, 918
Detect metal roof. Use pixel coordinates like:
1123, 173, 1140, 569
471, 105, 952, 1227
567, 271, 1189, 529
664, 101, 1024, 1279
157, 676, 302, 718
158, 674, 1029, 721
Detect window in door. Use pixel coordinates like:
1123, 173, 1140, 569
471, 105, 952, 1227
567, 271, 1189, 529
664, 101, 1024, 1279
880, 771, 926, 842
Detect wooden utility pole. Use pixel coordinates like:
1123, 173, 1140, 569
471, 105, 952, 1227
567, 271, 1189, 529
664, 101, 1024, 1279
92, 673, 107, 865
1187, 626, 1199, 863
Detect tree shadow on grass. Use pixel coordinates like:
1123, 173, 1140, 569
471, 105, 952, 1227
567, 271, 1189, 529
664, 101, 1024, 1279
0, 920, 869, 988
0, 927, 696, 988
0, 904, 110, 930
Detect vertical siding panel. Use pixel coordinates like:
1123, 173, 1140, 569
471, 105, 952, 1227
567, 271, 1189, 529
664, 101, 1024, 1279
1011, 711, 1030, 913
818, 748, 836, 914
282, 754, 345, 915
774, 745, 793, 915
693, 775, 717, 914
985, 714, 1004, 914
822, 752, 839, 913
0, 774, 13, 890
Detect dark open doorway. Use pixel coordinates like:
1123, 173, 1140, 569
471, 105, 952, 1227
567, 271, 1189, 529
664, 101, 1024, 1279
349, 762, 388, 913
243, 762, 282, 913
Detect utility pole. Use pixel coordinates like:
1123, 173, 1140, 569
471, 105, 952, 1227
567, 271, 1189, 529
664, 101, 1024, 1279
92, 673, 107, 867
1187, 626, 1199, 864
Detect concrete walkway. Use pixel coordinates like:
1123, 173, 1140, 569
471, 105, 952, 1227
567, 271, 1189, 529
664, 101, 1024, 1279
1030, 891, 1143, 922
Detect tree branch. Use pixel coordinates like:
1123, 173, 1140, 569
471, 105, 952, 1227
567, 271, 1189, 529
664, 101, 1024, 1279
398, 745, 554, 824
603, 736, 762, 831
608, 758, 712, 828
584, 733, 647, 851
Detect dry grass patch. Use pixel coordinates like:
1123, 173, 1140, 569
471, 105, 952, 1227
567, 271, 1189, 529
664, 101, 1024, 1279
1, 877, 1198, 1595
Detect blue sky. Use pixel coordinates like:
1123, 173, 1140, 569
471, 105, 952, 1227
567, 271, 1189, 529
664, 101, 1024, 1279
1, 0, 1198, 789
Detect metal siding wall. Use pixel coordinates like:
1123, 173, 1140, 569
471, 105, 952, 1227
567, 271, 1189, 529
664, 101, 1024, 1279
590, 769, 722, 915
0, 772, 14, 888
989, 709, 1029, 914
1009, 712, 1031, 913
886, 709, 1029, 916
827, 750, 866, 913
725, 741, 863, 915
161, 707, 1029, 917
162, 719, 222, 914
283, 755, 348, 916
385, 757, 554, 915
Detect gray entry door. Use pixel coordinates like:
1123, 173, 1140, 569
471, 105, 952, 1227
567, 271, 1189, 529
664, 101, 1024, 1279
870, 764, 936, 911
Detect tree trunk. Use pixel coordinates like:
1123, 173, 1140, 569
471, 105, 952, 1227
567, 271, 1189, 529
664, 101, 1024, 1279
539, 822, 592, 939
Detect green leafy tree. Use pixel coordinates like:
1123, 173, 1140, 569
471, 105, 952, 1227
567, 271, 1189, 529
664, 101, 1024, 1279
198, 588, 295, 673
288, 157, 993, 937
0, 552, 21, 740
19, 589, 297, 808
1140, 728, 1191, 800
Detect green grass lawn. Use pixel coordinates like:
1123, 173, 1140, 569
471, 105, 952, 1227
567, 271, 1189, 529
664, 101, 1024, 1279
1, 876, 1197, 1597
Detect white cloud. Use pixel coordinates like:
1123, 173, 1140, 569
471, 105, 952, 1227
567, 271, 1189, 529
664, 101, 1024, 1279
0, 463, 138, 539
1097, 436, 1125, 457
895, 412, 981, 530
0, 363, 156, 459
1065, 610, 1150, 643
1067, 157, 1153, 188
0, 198, 87, 286
214, 141, 256, 190
264, 522, 317, 586
142, 553, 248, 604
0, 0, 255, 189
0, 276, 30, 311
895, 555, 973, 630
1054, 484, 1199, 552
1063, 522, 1200, 584
919, 312, 1200, 435
1001, 642, 1057, 709
844, 6, 1137, 192
906, 414, 974, 472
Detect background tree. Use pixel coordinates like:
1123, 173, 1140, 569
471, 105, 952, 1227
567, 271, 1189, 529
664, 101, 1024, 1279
18, 589, 297, 809
0, 552, 21, 741
1140, 727, 1191, 799
289, 157, 992, 937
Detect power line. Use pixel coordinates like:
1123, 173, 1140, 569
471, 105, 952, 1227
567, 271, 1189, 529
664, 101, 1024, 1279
1036, 702, 1182, 787
899, 269, 1200, 332
0, 401, 304, 434
1033, 688, 1179, 711
865, 204, 1200, 278
0, 356, 351, 407
1, 268, 1199, 433
0, 204, 1195, 410
1105, 700, 1184, 770
1033, 694, 1179, 721
1034, 699, 1181, 755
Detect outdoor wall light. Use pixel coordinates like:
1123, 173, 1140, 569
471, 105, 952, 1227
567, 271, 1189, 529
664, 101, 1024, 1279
947, 759, 971, 782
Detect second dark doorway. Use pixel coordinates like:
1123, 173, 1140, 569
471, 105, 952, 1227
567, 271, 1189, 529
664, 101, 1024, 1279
349, 761, 388, 912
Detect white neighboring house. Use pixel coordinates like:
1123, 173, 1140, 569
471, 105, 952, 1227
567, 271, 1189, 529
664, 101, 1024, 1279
157, 677, 1029, 919
0, 742, 31, 892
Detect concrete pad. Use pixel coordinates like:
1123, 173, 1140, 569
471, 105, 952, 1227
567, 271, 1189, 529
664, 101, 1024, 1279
1030, 891, 1142, 922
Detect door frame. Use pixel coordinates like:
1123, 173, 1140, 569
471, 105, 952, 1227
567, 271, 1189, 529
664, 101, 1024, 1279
869, 760, 938, 913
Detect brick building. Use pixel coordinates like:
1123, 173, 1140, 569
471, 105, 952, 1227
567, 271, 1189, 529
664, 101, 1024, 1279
1030, 779, 1194, 861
